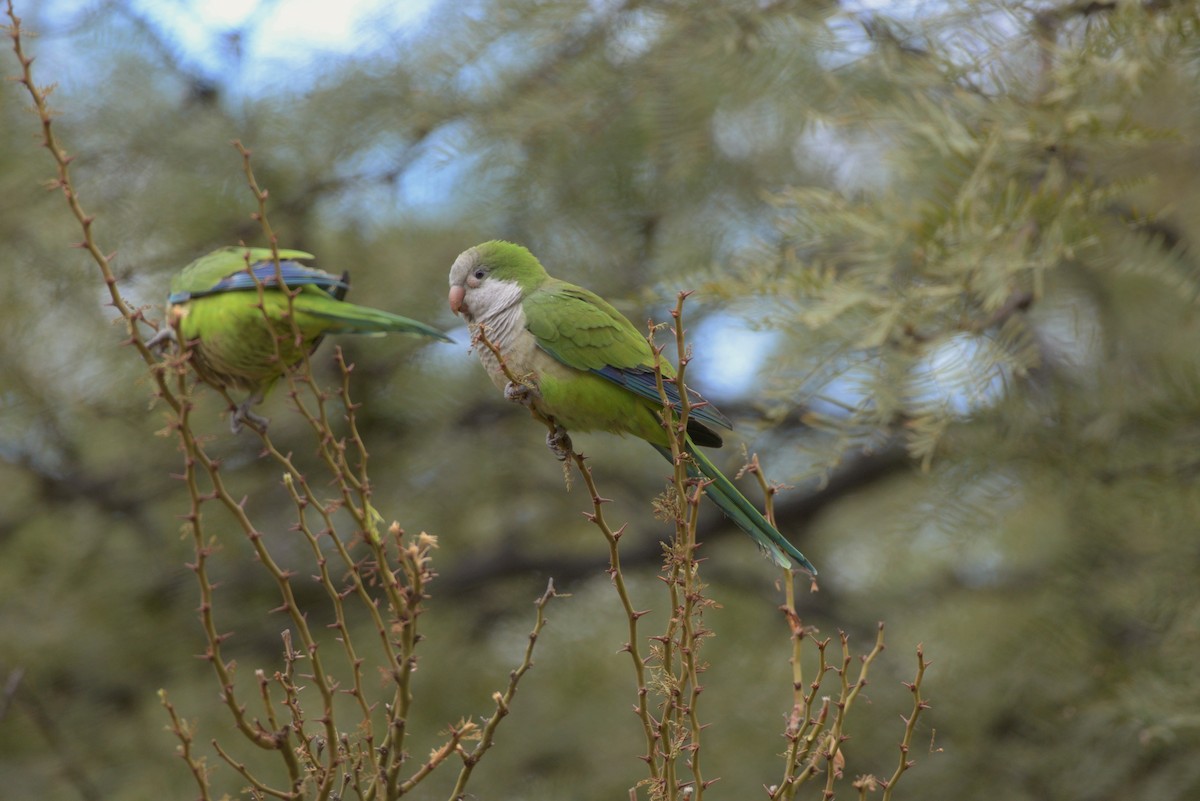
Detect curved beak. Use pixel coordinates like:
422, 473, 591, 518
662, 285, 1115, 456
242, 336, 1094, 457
448, 284, 466, 315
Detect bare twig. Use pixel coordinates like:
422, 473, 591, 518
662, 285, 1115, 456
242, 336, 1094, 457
159, 690, 215, 801
472, 324, 664, 787
881, 644, 931, 799
449, 579, 562, 797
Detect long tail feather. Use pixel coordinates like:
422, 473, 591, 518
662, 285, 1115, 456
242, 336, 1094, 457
652, 443, 817, 575
301, 298, 453, 342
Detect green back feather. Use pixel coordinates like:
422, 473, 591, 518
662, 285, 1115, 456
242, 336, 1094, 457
524, 279, 730, 439
525, 280, 654, 371
170, 247, 316, 296
172, 246, 450, 393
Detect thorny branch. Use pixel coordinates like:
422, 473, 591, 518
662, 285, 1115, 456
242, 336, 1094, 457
472, 324, 666, 789
5, 10, 556, 798
7, 5, 935, 798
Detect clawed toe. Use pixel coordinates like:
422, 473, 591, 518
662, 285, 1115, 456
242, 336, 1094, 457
546, 424, 572, 461
146, 326, 178, 352
504, 380, 537, 406
231, 399, 269, 434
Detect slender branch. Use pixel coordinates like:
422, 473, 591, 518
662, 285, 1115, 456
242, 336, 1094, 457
651, 292, 719, 799
4, 2, 181, 416
881, 645, 931, 799
745, 452, 824, 800
212, 738, 299, 800
472, 324, 663, 787
159, 690, 215, 801
398, 721, 476, 796
449, 579, 562, 798
6, 10, 532, 800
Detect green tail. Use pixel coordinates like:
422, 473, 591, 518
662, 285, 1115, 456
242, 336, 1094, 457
652, 442, 818, 575
301, 296, 453, 342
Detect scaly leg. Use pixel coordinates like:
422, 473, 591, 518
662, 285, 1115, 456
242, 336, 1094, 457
146, 326, 178, 352
502, 380, 569, 458
231, 391, 269, 434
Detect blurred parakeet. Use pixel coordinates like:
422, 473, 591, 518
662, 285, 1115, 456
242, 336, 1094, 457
448, 240, 816, 574
152, 246, 451, 432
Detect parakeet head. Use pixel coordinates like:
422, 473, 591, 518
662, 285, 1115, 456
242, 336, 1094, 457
448, 240, 547, 323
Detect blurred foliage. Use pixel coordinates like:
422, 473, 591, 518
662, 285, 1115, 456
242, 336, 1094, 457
3, 0, 1200, 798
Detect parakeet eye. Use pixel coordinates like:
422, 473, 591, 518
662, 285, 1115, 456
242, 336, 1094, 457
473, 268, 486, 280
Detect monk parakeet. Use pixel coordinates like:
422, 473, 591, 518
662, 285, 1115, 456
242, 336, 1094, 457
448, 240, 816, 574
152, 246, 451, 432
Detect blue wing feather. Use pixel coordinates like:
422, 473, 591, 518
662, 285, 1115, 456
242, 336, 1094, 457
170, 260, 349, 304
591, 364, 732, 432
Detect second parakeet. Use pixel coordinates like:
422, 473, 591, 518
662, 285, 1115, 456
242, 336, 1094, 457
153, 246, 451, 432
448, 240, 816, 575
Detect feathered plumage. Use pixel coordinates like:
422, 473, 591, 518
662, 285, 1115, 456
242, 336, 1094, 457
156, 246, 451, 431
448, 240, 816, 574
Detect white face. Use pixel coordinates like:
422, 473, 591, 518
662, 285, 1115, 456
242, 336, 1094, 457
448, 248, 521, 325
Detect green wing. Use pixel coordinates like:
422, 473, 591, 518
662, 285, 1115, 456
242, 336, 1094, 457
525, 280, 731, 436
525, 280, 651, 370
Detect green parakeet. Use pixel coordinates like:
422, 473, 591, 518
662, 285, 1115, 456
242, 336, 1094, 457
153, 246, 451, 432
448, 240, 816, 575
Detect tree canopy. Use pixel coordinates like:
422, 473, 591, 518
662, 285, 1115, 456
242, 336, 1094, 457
3, 1, 1200, 799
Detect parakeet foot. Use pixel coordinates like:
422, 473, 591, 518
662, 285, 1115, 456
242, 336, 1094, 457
231, 401, 269, 434
546, 424, 573, 461
504, 380, 539, 406
146, 326, 178, 352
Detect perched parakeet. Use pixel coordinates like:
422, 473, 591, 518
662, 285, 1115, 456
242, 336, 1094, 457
448, 240, 816, 574
153, 246, 452, 432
